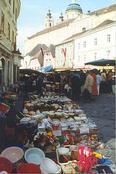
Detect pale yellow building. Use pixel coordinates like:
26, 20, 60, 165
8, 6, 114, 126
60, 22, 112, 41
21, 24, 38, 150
0, 0, 22, 89
23, 1, 116, 70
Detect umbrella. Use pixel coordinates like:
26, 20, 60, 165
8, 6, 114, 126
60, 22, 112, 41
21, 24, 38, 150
85, 59, 115, 66
40, 65, 53, 73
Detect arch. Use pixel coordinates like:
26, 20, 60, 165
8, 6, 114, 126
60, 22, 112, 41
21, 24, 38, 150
7, 60, 10, 86
0, 57, 6, 85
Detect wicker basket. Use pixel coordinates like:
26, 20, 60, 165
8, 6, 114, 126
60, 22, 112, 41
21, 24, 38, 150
60, 160, 78, 174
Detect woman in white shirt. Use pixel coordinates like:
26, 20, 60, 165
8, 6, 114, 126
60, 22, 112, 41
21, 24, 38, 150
96, 72, 102, 95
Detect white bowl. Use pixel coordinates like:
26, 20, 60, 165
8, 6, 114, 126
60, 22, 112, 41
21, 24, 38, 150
1, 147, 24, 163
20, 117, 31, 123
40, 158, 61, 174
25, 148, 45, 165
58, 147, 69, 155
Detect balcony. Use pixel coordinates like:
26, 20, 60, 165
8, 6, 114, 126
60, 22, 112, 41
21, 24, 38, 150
0, 33, 12, 51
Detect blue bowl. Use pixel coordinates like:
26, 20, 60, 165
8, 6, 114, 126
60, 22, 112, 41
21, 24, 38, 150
25, 147, 45, 165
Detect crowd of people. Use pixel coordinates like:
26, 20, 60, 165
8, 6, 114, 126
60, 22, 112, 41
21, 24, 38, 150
62, 69, 115, 102
14, 69, 115, 102
0, 69, 115, 105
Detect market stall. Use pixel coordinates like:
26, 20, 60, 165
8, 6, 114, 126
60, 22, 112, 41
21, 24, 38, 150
0, 86, 115, 173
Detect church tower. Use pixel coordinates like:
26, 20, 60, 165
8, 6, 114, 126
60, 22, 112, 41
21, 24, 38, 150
65, 0, 83, 19
44, 10, 54, 28
59, 12, 64, 22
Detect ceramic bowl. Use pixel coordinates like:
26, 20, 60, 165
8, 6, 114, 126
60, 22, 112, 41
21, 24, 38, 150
25, 148, 45, 165
1, 147, 24, 163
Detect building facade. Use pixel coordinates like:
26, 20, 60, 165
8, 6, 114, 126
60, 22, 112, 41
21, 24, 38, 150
55, 41, 74, 69
23, 1, 116, 70
0, 0, 21, 88
74, 21, 116, 67
55, 20, 116, 69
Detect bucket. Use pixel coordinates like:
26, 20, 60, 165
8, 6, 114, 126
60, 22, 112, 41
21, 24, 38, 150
40, 158, 61, 174
17, 163, 41, 174
0, 157, 13, 173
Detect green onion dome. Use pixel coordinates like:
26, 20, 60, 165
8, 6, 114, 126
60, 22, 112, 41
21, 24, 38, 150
66, 3, 82, 13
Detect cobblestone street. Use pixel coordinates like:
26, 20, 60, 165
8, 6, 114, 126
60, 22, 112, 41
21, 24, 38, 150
80, 94, 115, 143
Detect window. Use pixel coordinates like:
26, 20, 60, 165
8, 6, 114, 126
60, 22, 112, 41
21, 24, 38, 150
94, 52, 97, 60
78, 56, 80, 61
15, 9, 17, 20
107, 50, 110, 58
83, 41, 86, 48
107, 34, 111, 42
82, 27, 86, 32
84, 55, 86, 62
0, 11, 4, 33
14, 35, 16, 50
12, 30, 14, 43
13, 0, 15, 14
94, 38, 97, 45
8, 23, 10, 40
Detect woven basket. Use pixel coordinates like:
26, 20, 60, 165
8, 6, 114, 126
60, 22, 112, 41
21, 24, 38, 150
60, 160, 78, 174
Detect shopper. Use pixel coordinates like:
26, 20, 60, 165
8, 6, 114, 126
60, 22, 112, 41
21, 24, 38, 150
83, 71, 94, 102
96, 71, 102, 96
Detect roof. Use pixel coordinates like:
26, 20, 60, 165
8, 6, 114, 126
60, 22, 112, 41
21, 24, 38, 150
66, 3, 82, 12
19, 68, 42, 75
27, 44, 55, 58
63, 20, 116, 42
27, 4, 116, 40
85, 59, 116, 66
94, 20, 114, 28
89, 4, 116, 16
28, 18, 75, 40
31, 49, 44, 66
63, 31, 86, 43
28, 44, 48, 56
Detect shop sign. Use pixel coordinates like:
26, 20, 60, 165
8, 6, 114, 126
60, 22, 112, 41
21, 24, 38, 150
14, 56, 21, 66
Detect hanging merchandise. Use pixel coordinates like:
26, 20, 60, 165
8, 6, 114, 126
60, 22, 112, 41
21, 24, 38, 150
77, 145, 97, 173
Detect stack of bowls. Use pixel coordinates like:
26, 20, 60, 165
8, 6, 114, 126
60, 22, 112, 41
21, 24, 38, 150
0, 157, 13, 173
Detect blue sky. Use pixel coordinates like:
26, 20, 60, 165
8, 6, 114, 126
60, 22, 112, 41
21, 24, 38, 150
17, 0, 115, 53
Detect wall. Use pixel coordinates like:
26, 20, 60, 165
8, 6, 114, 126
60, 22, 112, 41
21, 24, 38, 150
0, 0, 21, 86
55, 41, 74, 68
74, 23, 116, 67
